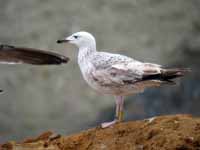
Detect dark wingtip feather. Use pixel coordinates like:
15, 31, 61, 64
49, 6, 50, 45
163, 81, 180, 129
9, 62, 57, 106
47, 55, 69, 65
179, 68, 191, 75
161, 68, 191, 82
163, 68, 191, 77
0, 44, 70, 65
141, 67, 190, 85
0, 44, 15, 49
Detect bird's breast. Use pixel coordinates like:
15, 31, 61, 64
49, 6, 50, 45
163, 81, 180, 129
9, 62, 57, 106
78, 59, 94, 82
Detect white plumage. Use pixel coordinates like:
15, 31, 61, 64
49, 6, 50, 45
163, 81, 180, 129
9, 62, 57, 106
57, 31, 189, 128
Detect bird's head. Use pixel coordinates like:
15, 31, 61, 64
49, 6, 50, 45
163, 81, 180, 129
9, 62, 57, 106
57, 31, 96, 49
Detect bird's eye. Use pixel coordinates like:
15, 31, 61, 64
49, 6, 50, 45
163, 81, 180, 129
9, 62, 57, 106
73, 35, 79, 39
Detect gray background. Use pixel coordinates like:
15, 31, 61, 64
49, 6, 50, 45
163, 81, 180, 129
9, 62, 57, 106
0, 0, 199, 142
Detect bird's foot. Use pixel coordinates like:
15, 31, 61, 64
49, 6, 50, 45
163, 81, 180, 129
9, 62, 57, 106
101, 119, 118, 128
145, 116, 156, 123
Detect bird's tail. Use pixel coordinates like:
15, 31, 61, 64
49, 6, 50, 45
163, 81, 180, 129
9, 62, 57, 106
160, 68, 191, 84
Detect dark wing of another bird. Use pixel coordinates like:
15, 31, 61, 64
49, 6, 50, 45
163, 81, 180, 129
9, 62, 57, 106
0, 44, 69, 65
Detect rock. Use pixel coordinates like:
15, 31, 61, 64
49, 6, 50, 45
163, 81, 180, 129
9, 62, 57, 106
1, 114, 200, 150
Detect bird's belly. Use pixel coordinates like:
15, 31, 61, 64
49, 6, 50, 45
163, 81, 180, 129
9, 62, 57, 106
83, 74, 144, 96
82, 72, 115, 94
84, 74, 161, 96
90, 82, 143, 96
80, 62, 161, 96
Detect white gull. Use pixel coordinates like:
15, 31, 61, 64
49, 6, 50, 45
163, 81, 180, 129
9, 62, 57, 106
57, 31, 189, 128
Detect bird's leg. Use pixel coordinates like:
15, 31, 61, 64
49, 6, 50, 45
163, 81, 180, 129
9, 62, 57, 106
101, 96, 124, 128
115, 96, 120, 119
118, 96, 124, 122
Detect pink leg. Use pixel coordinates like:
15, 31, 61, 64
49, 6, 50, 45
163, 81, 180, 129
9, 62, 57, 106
101, 96, 125, 128
115, 96, 120, 118
119, 96, 124, 122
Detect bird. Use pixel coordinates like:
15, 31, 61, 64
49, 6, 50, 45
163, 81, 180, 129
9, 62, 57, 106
57, 31, 190, 128
0, 44, 69, 92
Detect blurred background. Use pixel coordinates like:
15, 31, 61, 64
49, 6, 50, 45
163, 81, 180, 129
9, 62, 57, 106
0, 0, 199, 143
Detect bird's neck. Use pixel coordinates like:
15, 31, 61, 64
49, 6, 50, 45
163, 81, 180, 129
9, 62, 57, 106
78, 46, 96, 77
78, 45, 97, 63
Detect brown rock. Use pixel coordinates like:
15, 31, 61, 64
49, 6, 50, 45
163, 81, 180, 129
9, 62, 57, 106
1, 114, 200, 150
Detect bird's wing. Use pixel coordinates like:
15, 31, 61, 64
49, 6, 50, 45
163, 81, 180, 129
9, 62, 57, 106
91, 52, 162, 86
0, 44, 69, 65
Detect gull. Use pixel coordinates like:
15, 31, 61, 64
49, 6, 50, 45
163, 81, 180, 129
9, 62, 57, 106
0, 44, 69, 92
57, 31, 189, 128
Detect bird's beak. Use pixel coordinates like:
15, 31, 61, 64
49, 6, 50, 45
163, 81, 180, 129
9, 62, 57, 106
57, 36, 72, 44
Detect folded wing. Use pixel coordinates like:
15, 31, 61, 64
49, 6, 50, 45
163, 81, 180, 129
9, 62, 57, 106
92, 60, 189, 86
92, 60, 146, 86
